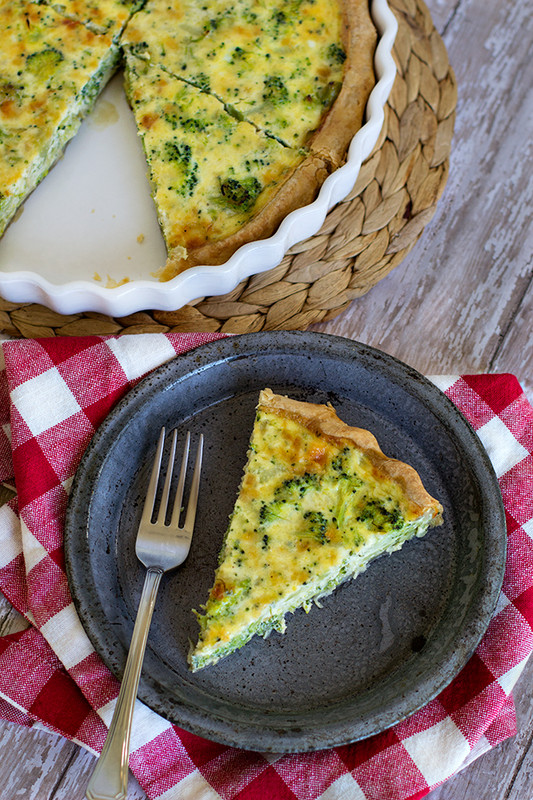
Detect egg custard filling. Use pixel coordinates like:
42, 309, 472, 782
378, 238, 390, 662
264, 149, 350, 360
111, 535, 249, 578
43, 0, 143, 38
122, 0, 348, 149
189, 389, 443, 672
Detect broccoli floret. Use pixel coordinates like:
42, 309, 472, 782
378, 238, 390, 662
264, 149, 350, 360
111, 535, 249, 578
330, 449, 362, 487
205, 578, 252, 619
164, 141, 199, 197
181, 117, 208, 133
271, 9, 287, 25
204, 16, 223, 32
275, 473, 319, 500
327, 43, 347, 64
259, 501, 287, 524
219, 177, 262, 211
331, 448, 350, 478
128, 41, 149, 57
26, 48, 64, 81
303, 510, 328, 543
258, 473, 324, 534
163, 112, 179, 130
357, 500, 404, 532
262, 76, 289, 104
165, 141, 192, 165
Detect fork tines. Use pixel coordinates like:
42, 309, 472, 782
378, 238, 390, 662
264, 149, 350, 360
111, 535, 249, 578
142, 428, 203, 531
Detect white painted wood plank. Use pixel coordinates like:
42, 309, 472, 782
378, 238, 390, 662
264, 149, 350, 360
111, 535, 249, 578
54, 747, 147, 800
0, 722, 82, 799
0, 592, 27, 637
0, 721, 147, 799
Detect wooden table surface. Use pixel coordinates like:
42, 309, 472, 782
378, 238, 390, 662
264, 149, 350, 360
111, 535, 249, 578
0, 0, 532, 796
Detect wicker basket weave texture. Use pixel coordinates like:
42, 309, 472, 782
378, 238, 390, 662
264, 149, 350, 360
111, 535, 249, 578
0, 0, 456, 339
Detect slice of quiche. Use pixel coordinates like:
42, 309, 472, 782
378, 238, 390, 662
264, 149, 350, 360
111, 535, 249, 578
0, 0, 120, 235
123, 54, 329, 275
189, 389, 443, 672
121, 0, 376, 276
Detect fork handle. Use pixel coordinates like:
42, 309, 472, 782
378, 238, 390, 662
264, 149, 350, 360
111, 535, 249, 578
86, 567, 163, 800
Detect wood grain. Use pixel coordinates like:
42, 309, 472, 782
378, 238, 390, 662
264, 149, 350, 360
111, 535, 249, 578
0, 0, 531, 797
315, 0, 533, 391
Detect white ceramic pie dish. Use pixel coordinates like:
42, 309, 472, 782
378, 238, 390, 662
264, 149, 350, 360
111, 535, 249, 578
0, 0, 397, 317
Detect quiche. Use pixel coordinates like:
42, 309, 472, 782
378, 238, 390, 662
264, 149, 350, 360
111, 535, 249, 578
189, 389, 443, 672
0, 0, 377, 280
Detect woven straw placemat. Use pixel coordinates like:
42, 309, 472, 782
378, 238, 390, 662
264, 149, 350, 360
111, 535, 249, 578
0, 0, 456, 338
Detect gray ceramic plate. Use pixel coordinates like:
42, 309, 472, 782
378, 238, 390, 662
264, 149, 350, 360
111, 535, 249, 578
64, 332, 506, 752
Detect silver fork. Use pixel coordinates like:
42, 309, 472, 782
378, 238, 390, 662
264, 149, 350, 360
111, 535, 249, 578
86, 427, 204, 800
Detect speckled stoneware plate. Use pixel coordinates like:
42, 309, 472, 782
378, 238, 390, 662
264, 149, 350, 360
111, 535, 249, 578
64, 332, 506, 752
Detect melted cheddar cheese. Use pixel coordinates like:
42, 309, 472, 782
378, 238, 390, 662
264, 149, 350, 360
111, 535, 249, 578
189, 390, 443, 671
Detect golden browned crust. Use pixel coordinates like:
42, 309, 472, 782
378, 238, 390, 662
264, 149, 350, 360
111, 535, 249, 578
161, 153, 330, 277
258, 388, 444, 522
309, 0, 377, 167
160, 0, 377, 279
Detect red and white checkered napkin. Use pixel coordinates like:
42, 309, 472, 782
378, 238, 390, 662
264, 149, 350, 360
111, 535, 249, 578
0, 333, 532, 800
